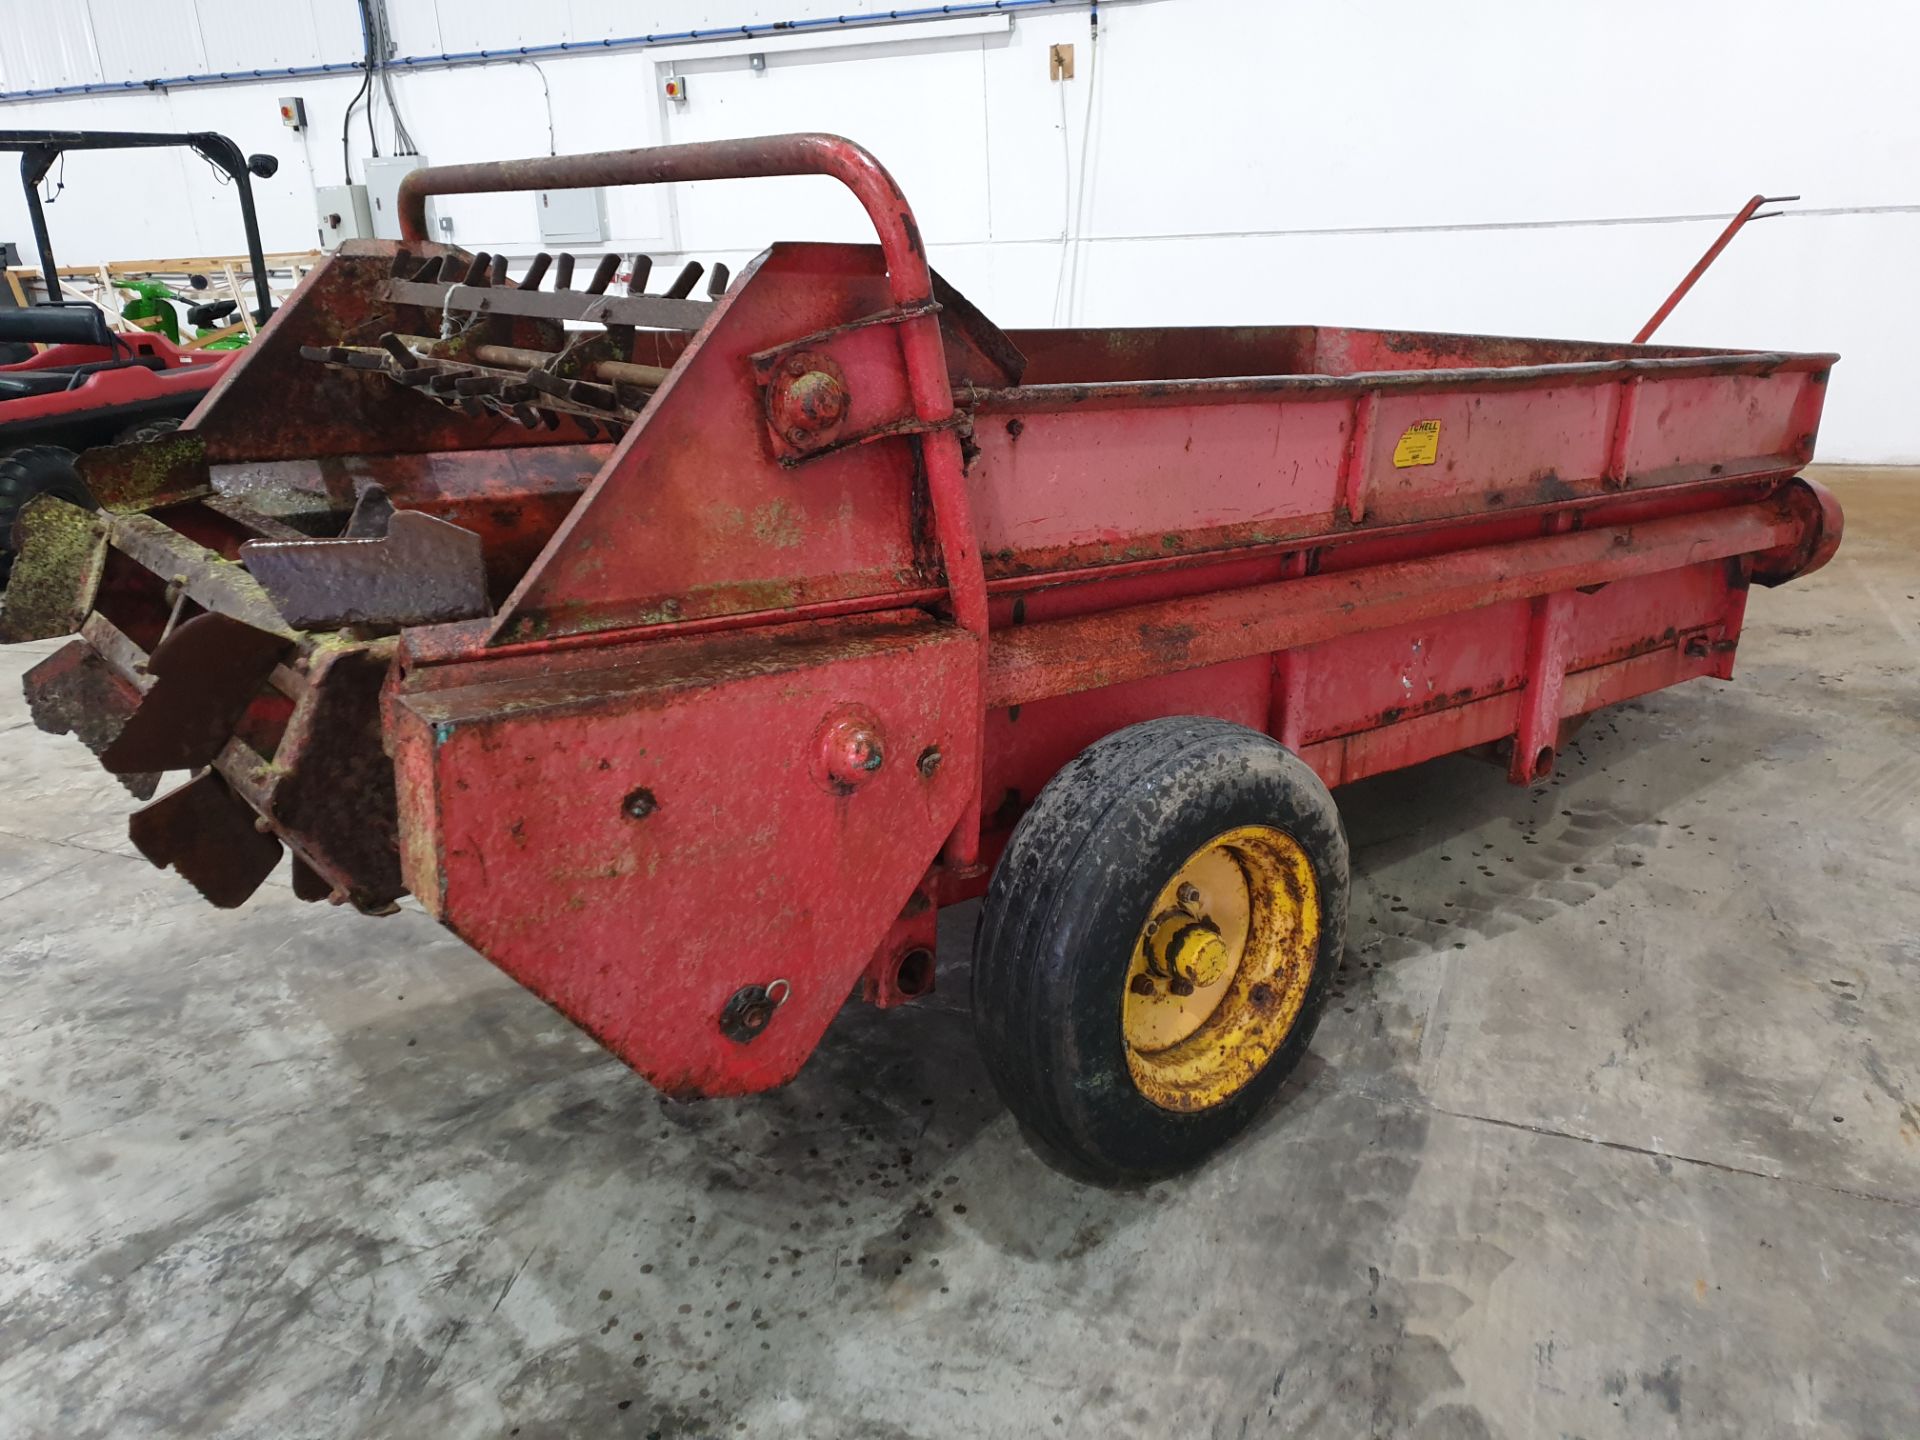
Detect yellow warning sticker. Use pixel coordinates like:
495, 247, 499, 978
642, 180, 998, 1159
1392, 419, 1441, 468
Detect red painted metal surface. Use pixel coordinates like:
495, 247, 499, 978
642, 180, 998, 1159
2, 134, 1843, 1106
390, 611, 980, 1095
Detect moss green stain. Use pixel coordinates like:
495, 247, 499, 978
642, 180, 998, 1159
106, 432, 212, 511
751, 500, 804, 549
0, 498, 103, 641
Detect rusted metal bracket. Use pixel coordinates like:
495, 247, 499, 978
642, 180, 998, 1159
749, 302, 945, 463
111, 512, 299, 640
241, 510, 491, 629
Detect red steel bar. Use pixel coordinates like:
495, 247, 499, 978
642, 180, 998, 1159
984, 496, 1805, 709
1634, 193, 1798, 344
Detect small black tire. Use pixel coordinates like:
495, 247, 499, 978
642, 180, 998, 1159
0, 445, 93, 588
113, 417, 182, 446
972, 716, 1348, 1184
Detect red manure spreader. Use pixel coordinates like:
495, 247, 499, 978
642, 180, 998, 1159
1, 136, 1839, 1181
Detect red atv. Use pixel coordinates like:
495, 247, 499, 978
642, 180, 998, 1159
1, 128, 279, 588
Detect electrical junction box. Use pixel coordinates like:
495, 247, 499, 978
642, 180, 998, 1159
663, 74, 689, 103
363, 154, 433, 241
316, 184, 373, 249
536, 186, 608, 246
277, 96, 306, 130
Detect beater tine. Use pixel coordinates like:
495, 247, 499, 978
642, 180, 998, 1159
554, 252, 576, 289
99, 613, 291, 774
586, 253, 622, 295
518, 252, 553, 290
628, 254, 653, 295
378, 333, 420, 370
21, 643, 159, 799
707, 262, 730, 297
663, 261, 704, 300
129, 771, 285, 910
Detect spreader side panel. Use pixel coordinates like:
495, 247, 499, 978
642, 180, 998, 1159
392, 612, 980, 1097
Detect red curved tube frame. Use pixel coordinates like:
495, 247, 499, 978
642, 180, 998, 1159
397, 133, 989, 864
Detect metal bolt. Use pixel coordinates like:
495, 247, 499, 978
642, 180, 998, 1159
1168, 975, 1195, 997
788, 427, 809, 444
622, 786, 658, 819
785, 356, 809, 377
1129, 974, 1156, 997
1177, 882, 1201, 907
719, 980, 790, 1043
818, 712, 885, 791
917, 745, 942, 778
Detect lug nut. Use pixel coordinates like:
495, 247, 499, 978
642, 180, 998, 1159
1177, 882, 1201, 907
1129, 974, 1156, 996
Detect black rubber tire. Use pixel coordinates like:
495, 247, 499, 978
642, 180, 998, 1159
113, 417, 181, 446
972, 716, 1349, 1184
0, 445, 93, 587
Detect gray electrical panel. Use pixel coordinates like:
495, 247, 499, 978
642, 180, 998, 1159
536, 186, 608, 246
315, 184, 372, 249
364, 155, 433, 241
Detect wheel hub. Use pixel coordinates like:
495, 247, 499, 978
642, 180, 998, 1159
1121, 824, 1320, 1112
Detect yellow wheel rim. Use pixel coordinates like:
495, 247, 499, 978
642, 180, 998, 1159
1121, 824, 1320, 1112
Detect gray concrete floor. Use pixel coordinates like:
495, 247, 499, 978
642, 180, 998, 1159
1, 467, 1917, 1440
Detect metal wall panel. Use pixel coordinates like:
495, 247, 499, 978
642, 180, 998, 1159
86, 0, 209, 84
0, 1, 103, 89
428, 0, 527, 52
382, 1, 445, 56
195, 0, 356, 71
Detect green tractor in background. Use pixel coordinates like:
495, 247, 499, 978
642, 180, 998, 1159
113, 276, 251, 351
